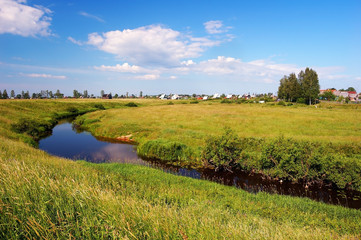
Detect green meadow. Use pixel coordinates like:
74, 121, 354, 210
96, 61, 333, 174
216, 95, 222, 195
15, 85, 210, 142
76, 100, 361, 190
1, 99, 361, 239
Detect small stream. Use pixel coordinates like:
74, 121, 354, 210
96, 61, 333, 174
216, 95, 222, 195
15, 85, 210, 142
39, 118, 361, 209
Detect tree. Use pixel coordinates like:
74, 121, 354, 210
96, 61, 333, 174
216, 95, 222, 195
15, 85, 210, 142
300, 68, 320, 105
320, 90, 336, 101
0, 90, 2, 99
55, 89, 63, 99
114, 93, 119, 98
139, 91, 143, 98
83, 90, 88, 98
3, 89, 9, 99
24, 91, 30, 99
73, 90, 81, 98
10, 90, 15, 98
100, 90, 105, 97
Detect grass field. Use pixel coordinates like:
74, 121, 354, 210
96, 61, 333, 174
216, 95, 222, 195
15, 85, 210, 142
75, 101, 361, 144
1, 99, 361, 239
76, 100, 361, 190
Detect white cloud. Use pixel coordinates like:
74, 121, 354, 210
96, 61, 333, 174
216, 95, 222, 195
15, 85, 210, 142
204, 20, 228, 34
0, 0, 52, 37
356, 77, 361, 81
134, 74, 159, 80
170, 76, 177, 79
21, 73, 66, 79
87, 25, 220, 66
68, 36, 83, 46
79, 11, 105, 23
94, 63, 142, 73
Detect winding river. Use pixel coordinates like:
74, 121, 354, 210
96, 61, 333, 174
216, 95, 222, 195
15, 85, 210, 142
39, 118, 361, 209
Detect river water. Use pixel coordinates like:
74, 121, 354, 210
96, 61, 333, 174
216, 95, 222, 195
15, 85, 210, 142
39, 118, 361, 209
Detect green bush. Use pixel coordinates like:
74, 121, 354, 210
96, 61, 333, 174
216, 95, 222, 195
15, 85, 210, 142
297, 98, 306, 104
125, 102, 138, 107
138, 139, 193, 163
66, 106, 78, 113
277, 101, 286, 106
94, 103, 105, 110
201, 128, 241, 171
221, 99, 232, 104
11, 118, 55, 140
190, 100, 199, 104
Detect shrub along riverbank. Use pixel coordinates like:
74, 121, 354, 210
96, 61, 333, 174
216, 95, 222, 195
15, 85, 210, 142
75, 102, 361, 191
1, 99, 361, 238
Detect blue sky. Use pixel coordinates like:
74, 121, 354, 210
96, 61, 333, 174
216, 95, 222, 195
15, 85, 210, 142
0, 0, 360, 96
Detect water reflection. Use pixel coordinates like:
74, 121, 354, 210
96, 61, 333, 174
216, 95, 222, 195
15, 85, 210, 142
39, 118, 361, 210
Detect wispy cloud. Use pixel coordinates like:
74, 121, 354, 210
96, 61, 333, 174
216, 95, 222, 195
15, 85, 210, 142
79, 11, 105, 23
0, 0, 52, 37
134, 74, 159, 80
67, 36, 83, 46
20, 73, 66, 79
204, 20, 230, 34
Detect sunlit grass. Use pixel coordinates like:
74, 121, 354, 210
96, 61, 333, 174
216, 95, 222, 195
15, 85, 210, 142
1, 136, 361, 239
1, 99, 361, 239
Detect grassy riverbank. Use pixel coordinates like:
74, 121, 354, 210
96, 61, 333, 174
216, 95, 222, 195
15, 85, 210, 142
75, 101, 361, 190
1, 135, 361, 239
1, 99, 361, 239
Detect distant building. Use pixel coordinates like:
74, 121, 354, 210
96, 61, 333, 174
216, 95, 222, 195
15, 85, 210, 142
102, 94, 112, 99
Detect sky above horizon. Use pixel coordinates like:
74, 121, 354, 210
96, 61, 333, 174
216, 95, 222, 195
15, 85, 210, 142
0, 0, 360, 96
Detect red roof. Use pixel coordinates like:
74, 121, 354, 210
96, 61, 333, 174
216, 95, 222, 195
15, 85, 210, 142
348, 91, 357, 94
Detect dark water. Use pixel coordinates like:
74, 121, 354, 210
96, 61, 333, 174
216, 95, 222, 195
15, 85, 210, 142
39, 118, 361, 209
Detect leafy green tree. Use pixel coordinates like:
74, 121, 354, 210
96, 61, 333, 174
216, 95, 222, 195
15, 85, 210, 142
0, 90, 2, 99
320, 90, 336, 101
346, 87, 356, 92
83, 90, 88, 98
24, 91, 30, 99
10, 90, 15, 98
300, 68, 320, 105
3, 89, 9, 99
100, 90, 105, 97
73, 90, 81, 98
54, 89, 63, 98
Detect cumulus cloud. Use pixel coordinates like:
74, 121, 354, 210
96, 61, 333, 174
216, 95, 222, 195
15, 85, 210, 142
204, 20, 229, 34
21, 73, 66, 79
0, 0, 52, 37
79, 11, 105, 23
87, 25, 220, 66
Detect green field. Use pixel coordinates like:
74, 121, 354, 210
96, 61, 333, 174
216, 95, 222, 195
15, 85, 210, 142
76, 100, 361, 190
1, 99, 361, 239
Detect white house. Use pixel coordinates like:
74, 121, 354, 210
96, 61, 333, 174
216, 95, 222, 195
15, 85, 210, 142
171, 94, 179, 100
159, 94, 166, 100
212, 93, 220, 99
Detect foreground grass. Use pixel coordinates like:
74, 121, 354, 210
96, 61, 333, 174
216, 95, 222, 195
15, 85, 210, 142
1, 136, 361, 239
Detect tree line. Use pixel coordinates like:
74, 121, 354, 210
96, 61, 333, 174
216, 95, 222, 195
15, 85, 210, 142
0, 89, 144, 99
278, 67, 320, 105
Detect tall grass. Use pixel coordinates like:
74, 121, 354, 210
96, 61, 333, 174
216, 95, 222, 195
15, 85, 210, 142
1, 136, 361, 239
